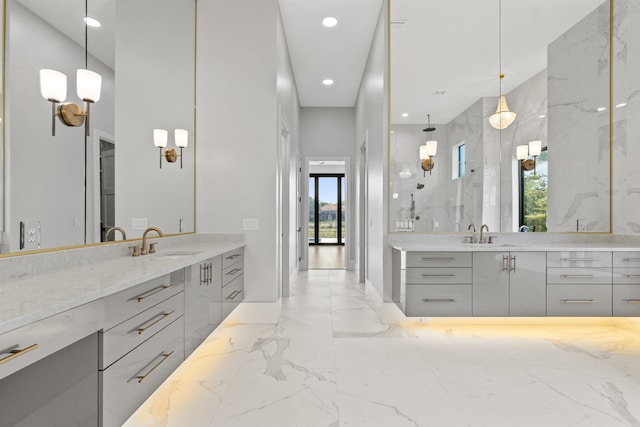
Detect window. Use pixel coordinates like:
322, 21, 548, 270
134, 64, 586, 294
519, 148, 548, 231
452, 142, 465, 179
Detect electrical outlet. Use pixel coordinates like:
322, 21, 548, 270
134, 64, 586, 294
20, 220, 41, 250
132, 218, 148, 230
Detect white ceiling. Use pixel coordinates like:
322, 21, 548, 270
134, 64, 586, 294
390, 0, 606, 125
278, 0, 384, 107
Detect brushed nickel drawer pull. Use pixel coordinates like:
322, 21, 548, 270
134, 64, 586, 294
135, 351, 174, 383
421, 257, 455, 261
503, 255, 509, 272
562, 299, 599, 304
421, 298, 456, 303
624, 299, 640, 304
561, 275, 595, 278
137, 311, 174, 334
622, 258, 640, 262
135, 284, 172, 302
226, 253, 241, 260
624, 275, 640, 278
226, 290, 242, 300
510, 255, 517, 272
421, 274, 455, 278
200, 264, 207, 285
561, 258, 597, 262
226, 268, 242, 276
0, 343, 38, 365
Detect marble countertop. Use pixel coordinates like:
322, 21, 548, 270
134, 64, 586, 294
392, 243, 640, 252
0, 239, 244, 335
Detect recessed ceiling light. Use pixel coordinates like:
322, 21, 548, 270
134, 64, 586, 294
597, 107, 607, 112
538, 114, 546, 119
616, 102, 627, 108
322, 79, 334, 86
402, 113, 409, 118
84, 16, 101, 28
390, 130, 395, 134
322, 16, 338, 27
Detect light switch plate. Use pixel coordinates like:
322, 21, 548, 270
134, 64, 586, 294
243, 218, 259, 230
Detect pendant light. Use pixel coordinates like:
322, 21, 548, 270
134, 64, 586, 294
489, 0, 516, 130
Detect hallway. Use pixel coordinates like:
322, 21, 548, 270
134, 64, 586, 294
126, 270, 640, 426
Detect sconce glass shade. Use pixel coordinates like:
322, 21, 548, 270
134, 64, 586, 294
419, 145, 428, 160
489, 95, 517, 129
516, 145, 529, 160
40, 69, 67, 102
528, 140, 542, 156
153, 129, 168, 147
175, 129, 189, 148
425, 140, 438, 157
77, 69, 102, 102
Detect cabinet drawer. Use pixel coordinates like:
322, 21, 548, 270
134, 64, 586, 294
101, 316, 184, 427
222, 275, 244, 318
547, 267, 612, 285
613, 268, 640, 285
546, 285, 612, 316
405, 267, 471, 284
405, 285, 472, 317
0, 300, 103, 381
222, 263, 244, 286
222, 247, 244, 269
547, 251, 611, 268
405, 252, 472, 268
103, 274, 184, 331
613, 285, 640, 316
613, 252, 640, 267
101, 292, 184, 369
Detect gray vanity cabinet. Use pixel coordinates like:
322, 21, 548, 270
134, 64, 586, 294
222, 247, 245, 318
472, 252, 546, 316
185, 256, 223, 356
612, 252, 640, 316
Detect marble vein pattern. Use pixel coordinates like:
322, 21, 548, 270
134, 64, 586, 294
126, 270, 640, 426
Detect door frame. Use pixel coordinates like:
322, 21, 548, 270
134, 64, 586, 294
308, 173, 345, 246
87, 129, 115, 245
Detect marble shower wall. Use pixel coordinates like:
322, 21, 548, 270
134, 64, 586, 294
612, 0, 640, 234
499, 70, 548, 232
546, 0, 611, 232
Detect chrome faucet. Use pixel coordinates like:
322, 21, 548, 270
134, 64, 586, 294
479, 224, 489, 244
141, 227, 163, 255
106, 226, 127, 241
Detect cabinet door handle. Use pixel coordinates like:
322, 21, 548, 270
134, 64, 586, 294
624, 275, 640, 279
561, 275, 595, 279
137, 311, 174, 334
135, 284, 172, 302
226, 290, 242, 300
421, 299, 455, 303
421, 257, 455, 261
623, 299, 640, 304
561, 258, 597, 262
0, 343, 38, 365
200, 264, 207, 285
208, 263, 213, 284
562, 299, 599, 304
135, 351, 174, 383
226, 253, 241, 260
421, 274, 455, 278
502, 255, 509, 272
226, 268, 242, 276
622, 258, 640, 262
510, 255, 516, 272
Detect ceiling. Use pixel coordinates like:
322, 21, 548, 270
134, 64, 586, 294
390, 0, 606, 125
278, 0, 384, 107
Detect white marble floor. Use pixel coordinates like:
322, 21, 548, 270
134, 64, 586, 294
125, 270, 640, 427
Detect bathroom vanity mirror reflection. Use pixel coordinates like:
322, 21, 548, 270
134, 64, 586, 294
389, 0, 611, 233
1, 0, 195, 254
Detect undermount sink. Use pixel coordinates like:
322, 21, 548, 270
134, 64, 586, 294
152, 251, 202, 260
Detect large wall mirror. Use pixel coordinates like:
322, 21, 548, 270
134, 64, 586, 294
389, 0, 612, 233
1, 0, 195, 254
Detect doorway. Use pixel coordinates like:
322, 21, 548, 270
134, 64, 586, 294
308, 160, 346, 269
100, 139, 115, 242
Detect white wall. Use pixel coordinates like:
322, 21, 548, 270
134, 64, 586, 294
355, 1, 387, 299
196, 0, 280, 302
115, 0, 195, 240
5, 1, 114, 252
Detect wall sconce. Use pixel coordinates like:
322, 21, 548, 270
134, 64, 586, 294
154, 128, 189, 168
419, 140, 438, 176
516, 140, 542, 173
40, 69, 102, 137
